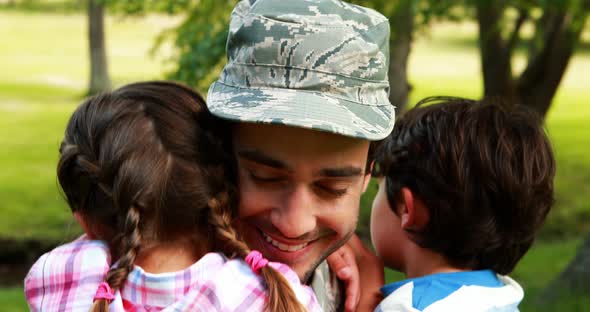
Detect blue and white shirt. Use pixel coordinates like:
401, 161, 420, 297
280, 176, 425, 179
376, 270, 523, 312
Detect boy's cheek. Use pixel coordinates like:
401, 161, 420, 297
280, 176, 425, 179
370, 186, 403, 270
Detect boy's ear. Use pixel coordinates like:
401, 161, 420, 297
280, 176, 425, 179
361, 161, 374, 193
73, 211, 96, 239
399, 187, 429, 230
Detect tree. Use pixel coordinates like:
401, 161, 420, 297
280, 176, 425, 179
159, 0, 234, 92
87, 0, 111, 95
475, 0, 590, 118
387, 1, 414, 112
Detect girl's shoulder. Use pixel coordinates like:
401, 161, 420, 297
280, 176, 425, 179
172, 253, 321, 312
26, 235, 111, 280
24, 235, 111, 312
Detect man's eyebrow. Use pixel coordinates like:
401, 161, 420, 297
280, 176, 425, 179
318, 166, 363, 178
237, 150, 288, 169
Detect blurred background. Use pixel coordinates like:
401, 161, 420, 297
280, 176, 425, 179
0, 0, 588, 310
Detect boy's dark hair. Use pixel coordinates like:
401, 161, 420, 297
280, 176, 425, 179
374, 96, 555, 275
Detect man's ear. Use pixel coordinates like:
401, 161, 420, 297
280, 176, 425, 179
361, 161, 374, 193
399, 187, 429, 230
73, 211, 96, 239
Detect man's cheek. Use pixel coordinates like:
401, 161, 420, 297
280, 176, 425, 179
238, 193, 260, 217
324, 203, 359, 237
238, 184, 277, 218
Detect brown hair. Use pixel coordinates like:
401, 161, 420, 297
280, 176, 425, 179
374, 96, 556, 275
57, 81, 305, 312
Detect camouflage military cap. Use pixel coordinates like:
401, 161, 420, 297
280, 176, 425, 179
207, 0, 395, 140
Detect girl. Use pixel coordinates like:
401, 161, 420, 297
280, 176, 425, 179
24, 81, 320, 312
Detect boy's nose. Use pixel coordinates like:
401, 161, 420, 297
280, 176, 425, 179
270, 186, 317, 239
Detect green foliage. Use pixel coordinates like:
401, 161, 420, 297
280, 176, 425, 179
0, 0, 84, 13
101, 0, 194, 15
100, 0, 236, 91
160, 0, 235, 91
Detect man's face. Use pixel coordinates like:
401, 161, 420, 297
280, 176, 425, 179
233, 123, 371, 282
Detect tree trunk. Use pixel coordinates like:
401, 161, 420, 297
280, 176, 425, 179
88, 0, 111, 95
387, 0, 413, 113
476, 2, 517, 104
516, 8, 588, 118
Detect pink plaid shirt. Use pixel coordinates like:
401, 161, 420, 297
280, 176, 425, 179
25, 235, 322, 311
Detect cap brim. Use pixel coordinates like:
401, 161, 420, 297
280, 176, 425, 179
207, 81, 395, 140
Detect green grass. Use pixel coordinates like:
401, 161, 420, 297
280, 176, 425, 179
0, 7, 589, 310
0, 10, 175, 240
0, 287, 29, 312
514, 239, 581, 311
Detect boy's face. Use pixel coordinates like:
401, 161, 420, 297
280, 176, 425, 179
233, 123, 371, 282
371, 178, 405, 271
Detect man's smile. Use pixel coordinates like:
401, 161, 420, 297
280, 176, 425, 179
261, 231, 310, 252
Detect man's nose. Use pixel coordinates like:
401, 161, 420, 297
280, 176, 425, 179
270, 185, 317, 239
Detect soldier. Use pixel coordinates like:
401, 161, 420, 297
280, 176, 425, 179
207, 0, 395, 310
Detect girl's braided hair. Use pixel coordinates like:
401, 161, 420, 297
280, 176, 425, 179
57, 81, 306, 312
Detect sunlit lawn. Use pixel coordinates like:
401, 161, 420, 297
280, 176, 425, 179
0, 9, 588, 311
0, 10, 175, 241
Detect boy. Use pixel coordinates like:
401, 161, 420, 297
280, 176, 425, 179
370, 97, 555, 311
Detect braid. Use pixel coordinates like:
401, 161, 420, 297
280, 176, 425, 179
208, 192, 306, 312
258, 268, 307, 312
111, 204, 142, 283
89, 205, 141, 312
58, 142, 115, 212
208, 192, 249, 258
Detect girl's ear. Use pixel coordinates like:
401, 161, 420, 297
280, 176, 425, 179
73, 211, 96, 239
399, 187, 429, 230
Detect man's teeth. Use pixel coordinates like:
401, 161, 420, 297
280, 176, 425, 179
262, 232, 308, 252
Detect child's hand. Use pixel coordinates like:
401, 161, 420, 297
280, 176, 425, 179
328, 234, 384, 312
348, 234, 384, 312
327, 243, 360, 312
